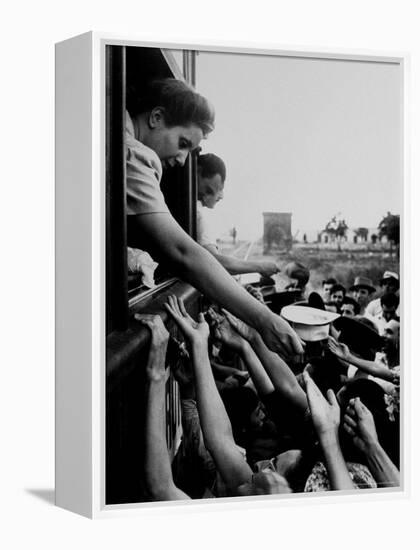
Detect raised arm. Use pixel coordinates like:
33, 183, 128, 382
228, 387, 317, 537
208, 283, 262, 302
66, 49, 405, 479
138, 314, 189, 501
223, 310, 307, 412
343, 398, 400, 487
303, 372, 354, 491
328, 337, 398, 383
128, 213, 303, 358
212, 314, 274, 396
165, 296, 253, 492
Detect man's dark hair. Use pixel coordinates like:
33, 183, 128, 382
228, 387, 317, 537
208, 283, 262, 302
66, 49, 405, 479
322, 277, 337, 286
285, 261, 310, 287
342, 296, 360, 315
331, 284, 345, 295
197, 153, 227, 182
129, 78, 215, 136
380, 292, 399, 309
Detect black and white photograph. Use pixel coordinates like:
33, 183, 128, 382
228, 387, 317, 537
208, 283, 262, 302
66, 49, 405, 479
105, 44, 402, 505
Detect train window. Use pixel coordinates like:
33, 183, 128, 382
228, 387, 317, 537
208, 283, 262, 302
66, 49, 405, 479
106, 45, 198, 332
106, 45, 201, 505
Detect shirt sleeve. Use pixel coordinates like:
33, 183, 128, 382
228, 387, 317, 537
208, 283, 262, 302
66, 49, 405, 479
196, 203, 219, 248
126, 139, 170, 216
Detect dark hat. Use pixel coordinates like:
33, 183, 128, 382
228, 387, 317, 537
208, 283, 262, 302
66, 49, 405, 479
333, 315, 383, 353
284, 261, 310, 286
349, 276, 376, 293
265, 289, 303, 314
293, 292, 325, 311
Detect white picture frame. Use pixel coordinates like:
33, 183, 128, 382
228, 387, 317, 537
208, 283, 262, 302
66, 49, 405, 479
55, 31, 409, 518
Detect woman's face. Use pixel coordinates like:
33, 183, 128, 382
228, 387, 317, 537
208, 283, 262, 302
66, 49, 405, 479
147, 109, 204, 167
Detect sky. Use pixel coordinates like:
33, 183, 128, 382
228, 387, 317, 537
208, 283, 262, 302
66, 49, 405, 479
191, 50, 402, 241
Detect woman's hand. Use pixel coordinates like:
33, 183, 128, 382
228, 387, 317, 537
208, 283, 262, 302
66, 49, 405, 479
165, 295, 209, 349
135, 314, 169, 381
343, 398, 379, 454
303, 371, 340, 439
328, 337, 351, 362
257, 311, 304, 358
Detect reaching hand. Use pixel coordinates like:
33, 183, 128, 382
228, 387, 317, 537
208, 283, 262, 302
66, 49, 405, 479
245, 285, 265, 304
258, 312, 304, 358
165, 295, 209, 348
135, 313, 169, 349
328, 337, 351, 362
303, 371, 340, 439
221, 309, 256, 342
214, 316, 247, 351
135, 314, 169, 381
343, 398, 379, 454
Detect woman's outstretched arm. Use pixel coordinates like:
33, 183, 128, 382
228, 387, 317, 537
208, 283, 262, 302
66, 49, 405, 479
128, 212, 303, 359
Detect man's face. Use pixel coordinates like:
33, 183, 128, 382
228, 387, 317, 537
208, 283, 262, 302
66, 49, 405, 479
147, 113, 204, 167
322, 284, 334, 302
353, 287, 370, 306
249, 403, 265, 430
341, 303, 356, 317
382, 279, 398, 295
331, 290, 344, 306
199, 174, 224, 209
382, 304, 397, 322
382, 325, 399, 351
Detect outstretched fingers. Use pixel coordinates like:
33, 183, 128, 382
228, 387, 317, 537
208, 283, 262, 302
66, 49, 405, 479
353, 397, 366, 416
326, 389, 339, 409
343, 413, 357, 430
343, 422, 356, 437
303, 371, 324, 408
178, 297, 193, 321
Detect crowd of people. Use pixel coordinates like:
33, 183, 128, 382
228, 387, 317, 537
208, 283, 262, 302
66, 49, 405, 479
122, 76, 400, 501
137, 270, 400, 500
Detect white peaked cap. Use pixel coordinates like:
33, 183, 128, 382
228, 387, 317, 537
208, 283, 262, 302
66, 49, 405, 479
281, 305, 340, 342
381, 271, 399, 281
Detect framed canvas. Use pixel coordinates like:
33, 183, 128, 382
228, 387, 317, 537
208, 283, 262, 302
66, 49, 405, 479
55, 32, 408, 518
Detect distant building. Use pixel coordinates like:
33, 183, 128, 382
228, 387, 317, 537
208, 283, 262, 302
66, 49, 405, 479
308, 227, 388, 245
263, 212, 292, 254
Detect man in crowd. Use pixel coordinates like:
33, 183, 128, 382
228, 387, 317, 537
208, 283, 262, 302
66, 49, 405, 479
378, 319, 400, 369
330, 283, 346, 312
321, 277, 337, 305
372, 293, 400, 335
196, 153, 281, 277
341, 296, 360, 318
283, 261, 310, 300
349, 276, 376, 315
365, 271, 400, 318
